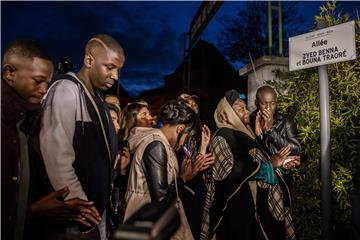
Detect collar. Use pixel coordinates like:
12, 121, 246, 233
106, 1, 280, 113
1, 79, 41, 125
273, 111, 284, 122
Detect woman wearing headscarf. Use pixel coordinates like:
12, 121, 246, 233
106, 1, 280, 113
200, 90, 300, 240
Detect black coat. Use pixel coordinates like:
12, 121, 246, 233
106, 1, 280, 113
209, 128, 291, 240
1, 80, 54, 240
250, 110, 301, 156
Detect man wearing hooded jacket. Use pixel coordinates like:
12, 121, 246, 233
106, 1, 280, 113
40, 34, 125, 239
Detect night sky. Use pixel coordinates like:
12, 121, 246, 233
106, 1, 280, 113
2, 1, 359, 97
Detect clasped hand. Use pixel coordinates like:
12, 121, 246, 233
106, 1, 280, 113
270, 145, 301, 170
180, 153, 215, 183
28, 186, 101, 228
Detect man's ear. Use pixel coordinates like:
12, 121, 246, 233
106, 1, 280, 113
255, 99, 259, 108
84, 53, 94, 68
2, 63, 16, 84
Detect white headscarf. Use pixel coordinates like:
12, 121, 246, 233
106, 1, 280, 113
214, 97, 256, 140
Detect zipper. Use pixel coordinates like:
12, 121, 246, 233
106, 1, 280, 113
212, 161, 261, 235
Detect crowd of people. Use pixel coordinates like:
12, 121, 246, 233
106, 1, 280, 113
12, 33, 360, 240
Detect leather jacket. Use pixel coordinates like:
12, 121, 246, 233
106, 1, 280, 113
125, 127, 194, 239
250, 110, 301, 156
142, 141, 183, 203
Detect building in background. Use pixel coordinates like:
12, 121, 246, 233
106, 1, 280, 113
109, 40, 247, 131
165, 40, 247, 130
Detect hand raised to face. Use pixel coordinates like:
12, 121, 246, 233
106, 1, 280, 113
200, 124, 211, 154
261, 107, 273, 131
255, 111, 263, 136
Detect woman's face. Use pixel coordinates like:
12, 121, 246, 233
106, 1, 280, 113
135, 106, 153, 127
174, 124, 189, 150
110, 110, 120, 134
187, 99, 199, 113
232, 99, 250, 125
178, 132, 189, 149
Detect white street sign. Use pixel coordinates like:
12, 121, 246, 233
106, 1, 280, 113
289, 21, 356, 71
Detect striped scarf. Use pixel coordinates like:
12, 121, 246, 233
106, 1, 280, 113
250, 148, 296, 240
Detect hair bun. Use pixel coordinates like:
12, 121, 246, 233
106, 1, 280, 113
160, 100, 193, 125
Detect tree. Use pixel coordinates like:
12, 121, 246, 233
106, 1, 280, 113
268, 2, 359, 239
216, 1, 302, 64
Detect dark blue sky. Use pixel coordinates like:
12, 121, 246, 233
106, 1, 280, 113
2, 1, 359, 97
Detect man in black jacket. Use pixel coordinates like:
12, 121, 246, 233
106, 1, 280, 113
250, 85, 301, 156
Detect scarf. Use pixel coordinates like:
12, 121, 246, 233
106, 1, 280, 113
214, 97, 256, 139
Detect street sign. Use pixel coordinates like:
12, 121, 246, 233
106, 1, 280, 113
189, 0, 223, 47
289, 20, 356, 71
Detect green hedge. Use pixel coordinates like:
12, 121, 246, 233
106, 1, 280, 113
268, 2, 360, 239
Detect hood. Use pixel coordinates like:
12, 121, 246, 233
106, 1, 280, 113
128, 127, 168, 154
214, 97, 255, 140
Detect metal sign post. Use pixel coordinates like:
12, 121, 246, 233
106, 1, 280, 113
317, 19, 332, 240
317, 20, 332, 240
318, 61, 332, 240
182, 0, 223, 93
267, 1, 283, 56
189, 0, 223, 48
